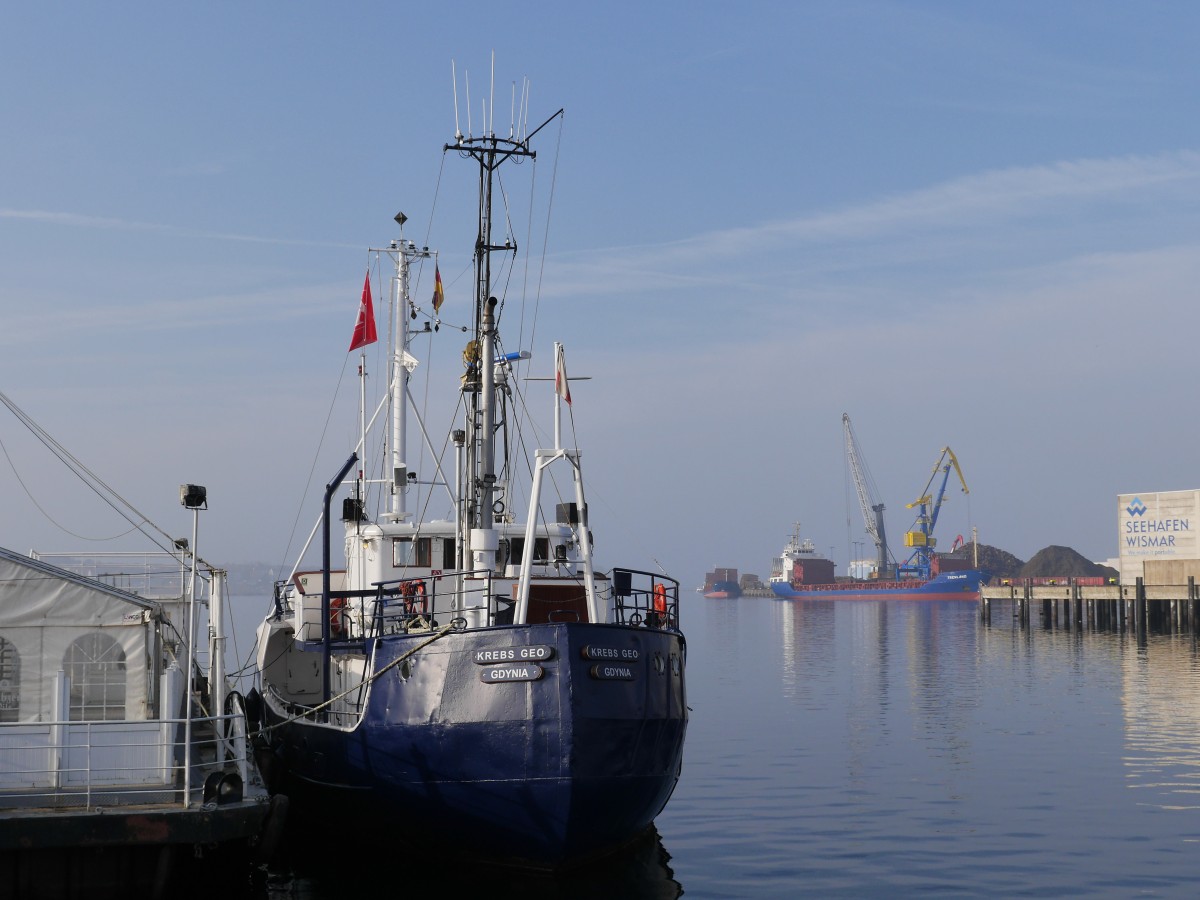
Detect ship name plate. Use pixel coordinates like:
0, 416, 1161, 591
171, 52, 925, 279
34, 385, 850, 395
480, 663, 545, 684
473, 645, 554, 664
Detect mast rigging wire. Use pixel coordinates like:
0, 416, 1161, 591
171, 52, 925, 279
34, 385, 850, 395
0, 390, 178, 553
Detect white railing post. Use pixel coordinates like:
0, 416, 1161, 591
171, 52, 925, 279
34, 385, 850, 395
50, 670, 68, 791
210, 570, 227, 766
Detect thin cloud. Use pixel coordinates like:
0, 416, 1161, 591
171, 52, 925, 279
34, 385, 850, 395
778, 151, 1200, 241
0, 283, 346, 346
543, 149, 1200, 297
0, 207, 357, 249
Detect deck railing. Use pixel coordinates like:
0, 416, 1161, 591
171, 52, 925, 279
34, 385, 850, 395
610, 568, 681, 630
28, 551, 199, 600
0, 711, 250, 810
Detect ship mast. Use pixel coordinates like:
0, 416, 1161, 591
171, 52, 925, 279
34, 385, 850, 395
447, 104, 562, 571
372, 216, 432, 523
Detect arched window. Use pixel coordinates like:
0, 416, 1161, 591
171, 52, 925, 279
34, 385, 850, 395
64, 633, 126, 721
0, 637, 18, 723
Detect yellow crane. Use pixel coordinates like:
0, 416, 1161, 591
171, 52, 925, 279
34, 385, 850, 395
900, 447, 969, 578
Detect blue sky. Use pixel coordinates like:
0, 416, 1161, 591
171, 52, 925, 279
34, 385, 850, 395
2, 2, 1197, 585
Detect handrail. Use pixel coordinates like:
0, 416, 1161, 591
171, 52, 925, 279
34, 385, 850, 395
0, 710, 253, 810
611, 568, 681, 630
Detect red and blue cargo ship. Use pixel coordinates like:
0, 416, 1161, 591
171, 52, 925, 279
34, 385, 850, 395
769, 525, 985, 600
703, 568, 742, 599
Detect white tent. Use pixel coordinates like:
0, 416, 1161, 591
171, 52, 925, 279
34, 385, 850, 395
0, 547, 165, 723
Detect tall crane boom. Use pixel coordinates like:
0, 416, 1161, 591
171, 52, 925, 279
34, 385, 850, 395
901, 446, 969, 579
843, 413, 889, 578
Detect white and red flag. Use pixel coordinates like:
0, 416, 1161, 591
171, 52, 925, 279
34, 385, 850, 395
348, 271, 378, 351
555, 343, 572, 406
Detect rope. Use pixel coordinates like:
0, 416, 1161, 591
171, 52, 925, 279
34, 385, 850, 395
252, 620, 459, 737
0, 390, 177, 551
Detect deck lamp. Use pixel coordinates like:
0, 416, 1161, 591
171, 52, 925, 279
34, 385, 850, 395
180, 483, 207, 807
180, 484, 207, 510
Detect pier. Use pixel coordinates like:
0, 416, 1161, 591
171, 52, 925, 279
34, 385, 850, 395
980, 577, 1200, 633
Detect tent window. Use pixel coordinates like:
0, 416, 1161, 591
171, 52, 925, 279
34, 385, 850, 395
64, 633, 127, 721
0, 637, 18, 723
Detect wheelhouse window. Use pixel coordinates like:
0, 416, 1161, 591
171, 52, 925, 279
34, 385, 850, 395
64, 633, 127, 721
508, 537, 550, 566
0, 637, 18, 723
393, 537, 435, 568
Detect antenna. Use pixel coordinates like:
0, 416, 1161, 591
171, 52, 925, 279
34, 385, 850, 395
522, 78, 531, 142
518, 79, 526, 141
465, 70, 472, 137
489, 51, 495, 136
510, 81, 516, 139
451, 59, 462, 141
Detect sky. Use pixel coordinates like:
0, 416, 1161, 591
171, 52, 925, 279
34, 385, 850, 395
2, 2, 1198, 590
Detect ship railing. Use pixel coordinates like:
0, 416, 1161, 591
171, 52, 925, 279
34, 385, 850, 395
283, 569, 499, 648
609, 568, 681, 630
30, 550, 206, 601
367, 569, 498, 636
263, 681, 365, 731
0, 710, 253, 811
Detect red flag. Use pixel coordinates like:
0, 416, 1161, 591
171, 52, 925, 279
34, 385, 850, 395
349, 271, 377, 351
555, 344, 572, 406
432, 264, 445, 313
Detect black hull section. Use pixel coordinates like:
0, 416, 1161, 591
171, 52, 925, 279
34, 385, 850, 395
261, 622, 687, 869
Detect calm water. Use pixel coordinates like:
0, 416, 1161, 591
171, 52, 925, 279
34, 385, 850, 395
223, 595, 1200, 898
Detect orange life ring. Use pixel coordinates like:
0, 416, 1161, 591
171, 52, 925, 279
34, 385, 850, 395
653, 583, 667, 614
330, 596, 347, 636
413, 580, 427, 614
403, 579, 427, 615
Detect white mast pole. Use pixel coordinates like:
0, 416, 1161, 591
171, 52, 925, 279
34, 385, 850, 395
553, 341, 563, 452
359, 350, 367, 504
392, 246, 409, 520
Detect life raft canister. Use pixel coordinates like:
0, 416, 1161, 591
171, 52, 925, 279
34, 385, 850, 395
653, 582, 667, 614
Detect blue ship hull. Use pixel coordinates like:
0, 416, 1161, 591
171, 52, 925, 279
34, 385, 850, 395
260, 621, 687, 869
771, 569, 985, 600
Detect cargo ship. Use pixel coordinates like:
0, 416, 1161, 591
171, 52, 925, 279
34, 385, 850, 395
703, 568, 741, 599
769, 524, 985, 600
771, 424, 987, 601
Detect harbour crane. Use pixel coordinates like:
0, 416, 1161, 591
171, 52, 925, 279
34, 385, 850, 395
842, 413, 890, 579
899, 446, 969, 579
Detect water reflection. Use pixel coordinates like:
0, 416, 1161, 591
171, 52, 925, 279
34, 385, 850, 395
1121, 634, 1200, 812
773, 598, 836, 704
689, 596, 1200, 895
239, 596, 1200, 896
982, 602, 1200, 823
261, 827, 682, 899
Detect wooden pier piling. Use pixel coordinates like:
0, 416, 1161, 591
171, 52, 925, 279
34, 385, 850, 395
979, 577, 1200, 635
